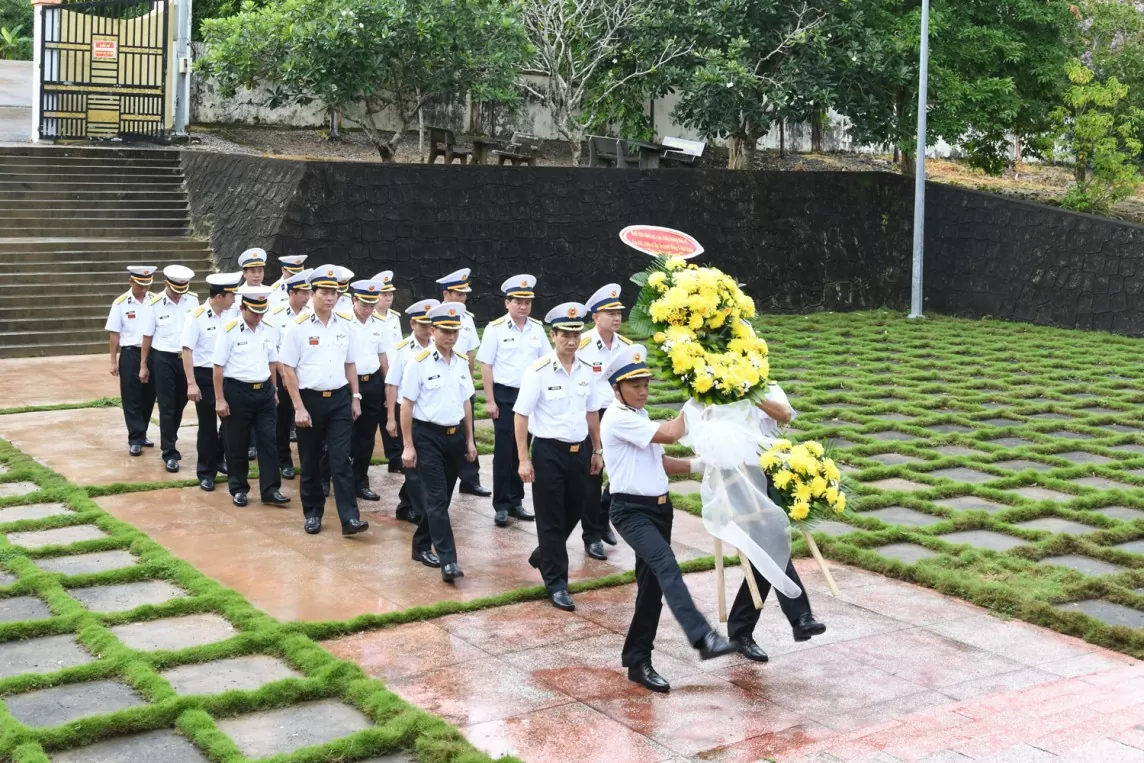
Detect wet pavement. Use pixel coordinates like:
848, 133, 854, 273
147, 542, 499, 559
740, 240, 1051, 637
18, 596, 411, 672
0, 60, 31, 144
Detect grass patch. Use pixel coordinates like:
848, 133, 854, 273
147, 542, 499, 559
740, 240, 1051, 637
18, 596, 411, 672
0, 439, 516, 763
0, 398, 121, 417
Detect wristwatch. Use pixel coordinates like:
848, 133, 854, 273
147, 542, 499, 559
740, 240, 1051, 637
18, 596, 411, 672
352, 392, 363, 400
593, 448, 603, 455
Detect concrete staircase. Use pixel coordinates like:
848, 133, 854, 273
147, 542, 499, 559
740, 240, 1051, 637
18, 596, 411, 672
0, 146, 215, 358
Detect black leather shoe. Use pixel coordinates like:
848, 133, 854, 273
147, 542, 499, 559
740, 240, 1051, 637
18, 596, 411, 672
232, 492, 248, 507
696, 630, 738, 660
409, 512, 424, 524
262, 491, 290, 506
509, 505, 534, 521
387, 462, 403, 474
395, 506, 415, 522
142, 438, 155, 448
627, 662, 670, 693
601, 527, 618, 546
165, 458, 180, 473
322, 483, 331, 497
304, 516, 322, 534
217, 460, 228, 476
413, 549, 441, 568
247, 446, 257, 461
494, 509, 509, 527
342, 519, 370, 536
460, 483, 492, 497
357, 488, 381, 501
128, 443, 143, 457
737, 635, 769, 663
585, 541, 607, 561
441, 563, 464, 582
281, 466, 296, 480
792, 613, 827, 642
550, 589, 575, 611
199, 478, 215, 492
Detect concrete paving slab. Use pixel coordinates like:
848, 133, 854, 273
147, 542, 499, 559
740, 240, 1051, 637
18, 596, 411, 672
0, 354, 115, 409
33, 550, 140, 576
927, 467, 996, 484
1057, 451, 1116, 465
50, 730, 209, 763
0, 595, 51, 622
866, 453, 925, 466
1055, 600, 1144, 629
161, 655, 302, 695
1072, 476, 1135, 490
1011, 518, 1099, 536
874, 413, 912, 422
866, 431, 920, 442
934, 496, 1011, 514
1109, 444, 1144, 456
981, 418, 1021, 427
68, 580, 189, 613
1110, 540, 1144, 555
990, 437, 1035, 448
214, 699, 373, 758
0, 570, 14, 586
863, 478, 931, 493
0, 481, 39, 498
873, 543, 940, 564
5, 524, 109, 548
109, 613, 237, 652
991, 459, 1055, 473
1102, 424, 1144, 435
1045, 430, 1091, 440
806, 520, 855, 537
1089, 506, 1144, 522
3, 679, 145, 728
1006, 487, 1076, 504
930, 446, 988, 458
924, 424, 974, 434
0, 502, 74, 524
938, 530, 1027, 552
0, 633, 94, 679
1040, 555, 1126, 576
1029, 413, 1074, 421
861, 507, 944, 527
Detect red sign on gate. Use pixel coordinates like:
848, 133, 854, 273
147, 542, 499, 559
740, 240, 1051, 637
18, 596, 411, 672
92, 39, 118, 60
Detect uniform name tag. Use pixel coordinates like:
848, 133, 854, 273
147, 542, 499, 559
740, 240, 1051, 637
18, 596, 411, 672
592, 364, 602, 373
308, 336, 320, 346
126, 311, 136, 319
502, 337, 516, 343
428, 375, 441, 381
206, 326, 216, 332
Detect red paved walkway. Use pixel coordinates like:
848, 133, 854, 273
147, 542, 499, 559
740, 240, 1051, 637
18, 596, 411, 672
325, 562, 1143, 762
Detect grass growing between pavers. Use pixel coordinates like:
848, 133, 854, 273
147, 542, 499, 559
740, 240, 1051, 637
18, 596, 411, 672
0, 398, 121, 418
0, 440, 513, 763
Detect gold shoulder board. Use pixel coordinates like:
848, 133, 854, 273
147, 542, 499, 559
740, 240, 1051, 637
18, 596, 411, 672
294, 313, 309, 324
397, 337, 411, 349
527, 316, 542, 324
415, 349, 432, 362
192, 306, 206, 318
489, 316, 508, 327
224, 320, 238, 332
618, 335, 633, 345
336, 311, 353, 321
531, 356, 549, 371
578, 335, 592, 349
148, 294, 162, 305
272, 305, 286, 315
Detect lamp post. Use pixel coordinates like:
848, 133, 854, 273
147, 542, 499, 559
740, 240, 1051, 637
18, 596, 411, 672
908, 0, 929, 319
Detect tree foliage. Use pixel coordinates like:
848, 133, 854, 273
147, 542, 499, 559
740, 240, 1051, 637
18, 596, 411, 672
1078, 0, 1144, 115
1054, 59, 1143, 214
198, 0, 529, 161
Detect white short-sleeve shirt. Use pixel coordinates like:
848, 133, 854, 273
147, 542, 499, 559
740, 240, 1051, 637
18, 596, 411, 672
142, 292, 200, 353
456, 310, 480, 355
105, 290, 153, 347
211, 319, 278, 383
576, 328, 632, 410
278, 311, 357, 391
349, 314, 390, 376
748, 383, 796, 440
400, 348, 475, 426
514, 353, 607, 443
385, 336, 433, 387
475, 315, 551, 388
180, 303, 225, 368
600, 404, 668, 496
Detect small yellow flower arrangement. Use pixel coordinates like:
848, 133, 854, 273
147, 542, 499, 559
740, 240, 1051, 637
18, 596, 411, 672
759, 439, 852, 527
630, 257, 770, 405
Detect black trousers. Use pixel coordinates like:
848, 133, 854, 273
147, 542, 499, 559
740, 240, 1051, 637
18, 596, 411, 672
351, 373, 385, 491
296, 386, 359, 524
276, 378, 294, 469
580, 406, 610, 544
529, 437, 589, 593
492, 383, 526, 512
458, 393, 482, 487
379, 385, 403, 463
222, 379, 280, 499
727, 558, 812, 639
151, 350, 186, 462
192, 367, 224, 480
610, 493, 710, 667
117, 345, 155, 446
393, 403, 423, 515
411, 420, 464, 564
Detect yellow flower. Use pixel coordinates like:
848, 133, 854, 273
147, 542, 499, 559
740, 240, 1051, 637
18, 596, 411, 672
822, 458, 841, 482
831, 492, 847, 513
772, 470, 794, 489
810, 476, 829, 498
664, 258, 687, 271
794, 480, 813, 503
790, 502, 810, 521
805, 441, 825, 457
693, 374, 714, 394
647, 271, 667, 291
825, 485, 840, 505
759, 451, 782, 471
653, 331, 666, 344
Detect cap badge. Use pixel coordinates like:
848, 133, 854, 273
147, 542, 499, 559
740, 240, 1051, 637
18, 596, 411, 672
632, 352, 642, 363
368, 285, 377, 292
610, 289, 618, 297
448, 307, 457, 316
568, 307, 578, 318
326, 269, 335, 277
520, 279, 528, 287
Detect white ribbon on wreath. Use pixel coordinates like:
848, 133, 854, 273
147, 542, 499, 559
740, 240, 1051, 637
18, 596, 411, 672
680, 398, 802, 599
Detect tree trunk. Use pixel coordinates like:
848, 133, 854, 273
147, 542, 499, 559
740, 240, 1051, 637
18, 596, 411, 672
893, 146, 900, 164
727, 134, 757, 170
779, 121, 785, 159
1075, 153, 1087, 183
810, 111, 824, 153
900, 149, 915, 176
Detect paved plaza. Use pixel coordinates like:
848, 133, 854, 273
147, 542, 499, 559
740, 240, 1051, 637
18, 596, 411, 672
0, 311, 1142, 761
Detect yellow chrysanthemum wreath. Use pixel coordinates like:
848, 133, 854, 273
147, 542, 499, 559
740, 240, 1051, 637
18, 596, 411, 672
629, 258, 770, 405
760, 439, 851, 527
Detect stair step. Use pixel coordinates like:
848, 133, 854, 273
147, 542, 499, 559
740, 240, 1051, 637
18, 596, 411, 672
0, 272, 179, 289
3, 227, 190, 238
0, 166, 180, 179
0, 315, 112, 332
0, 238, 210, 254
0, 327, 108, 348
0, 155, 180, 167
0, 146, 181, 160
0, 207, 188, 220
0, 176, 184, 187
0, 293, 139, 310
0, 190, 188, 202
0, 161, 179, 174
3, 215, 187, 225
0, 342, 107, 359
0, 199, 186, 211
0, 258, 213, 274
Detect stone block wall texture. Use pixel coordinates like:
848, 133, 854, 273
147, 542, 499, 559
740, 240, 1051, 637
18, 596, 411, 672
922, 184, 1144, 334
180, 151, 914, 322
179, 151, 1144, 334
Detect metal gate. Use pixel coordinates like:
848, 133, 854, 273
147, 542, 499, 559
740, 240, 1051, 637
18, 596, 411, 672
39, 0, 170, 141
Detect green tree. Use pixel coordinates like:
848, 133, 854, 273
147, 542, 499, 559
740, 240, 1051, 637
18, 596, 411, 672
199, 0, 529, 161
1078, 0, 1144, 114
1054, 59, 1143, 214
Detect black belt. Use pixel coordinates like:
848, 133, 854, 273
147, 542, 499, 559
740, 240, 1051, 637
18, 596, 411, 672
226, 379, 270, 390
301, 387, 346, 399
613, 492, 670, 507
414, 419, 462, 435
153, 349, 182, 357
535, 437, 583, 452
359, 373, 379, 382
493, 383, 519, 392
120, 345, 142, 352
